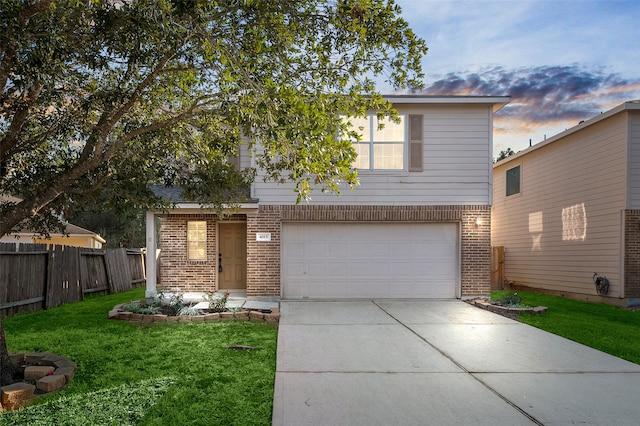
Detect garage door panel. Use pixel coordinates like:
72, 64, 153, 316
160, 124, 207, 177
282, 223, 458, 299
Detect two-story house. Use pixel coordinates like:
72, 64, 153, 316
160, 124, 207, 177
492, 100, 640, 307
145, 96, 509, 300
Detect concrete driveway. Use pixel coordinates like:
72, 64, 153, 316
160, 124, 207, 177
272, 300, 640, 425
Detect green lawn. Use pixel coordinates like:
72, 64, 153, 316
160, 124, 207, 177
0, 287, 278, 425
492, 290, 640, 365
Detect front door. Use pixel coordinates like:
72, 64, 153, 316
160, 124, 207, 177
218, 222, 247, 290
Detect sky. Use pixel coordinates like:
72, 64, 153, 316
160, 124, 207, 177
390, 0, 640, 155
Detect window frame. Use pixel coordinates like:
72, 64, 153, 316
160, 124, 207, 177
506, 165, 521, 197
187, 220, 207, 261
351, 114, 407, 171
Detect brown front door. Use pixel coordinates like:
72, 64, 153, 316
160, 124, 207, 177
218, 222, 247, 290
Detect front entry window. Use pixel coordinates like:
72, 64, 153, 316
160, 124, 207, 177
187, 221, 207, 260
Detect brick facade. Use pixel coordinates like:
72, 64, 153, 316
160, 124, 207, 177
624, 210, 640, 299
158, 205, 491, 298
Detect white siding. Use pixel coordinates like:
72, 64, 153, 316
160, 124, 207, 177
492, 113, 628, 297
626, 111, 640, 208
253, 104, 493, 205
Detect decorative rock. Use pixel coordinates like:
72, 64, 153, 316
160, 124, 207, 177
9, 353, 25, 365
117, 312, 133, 320
41, 354, 64, 366
36, 374, 66, 392
249, 311, 265, 321
219, 312, 235, 321
55, 367, 75, 382
53, 359, 76, 369
24, 366, 55, 380
25, 352, 50, 365
234, 311, 249, 321
1, 382, 36, 411
264, 312, 280, 323
203, 313, 220, 322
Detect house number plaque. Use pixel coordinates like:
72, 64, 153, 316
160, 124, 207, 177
256, 232, 272, 242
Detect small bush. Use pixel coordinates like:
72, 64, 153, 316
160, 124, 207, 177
177, 306, 202, 316
203, 291, 229, 313
498, 292, 522, 307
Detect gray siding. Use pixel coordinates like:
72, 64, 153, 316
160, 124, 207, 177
253, 104, 494, 205
627, 111, 640, 208
492, 113, 629, 297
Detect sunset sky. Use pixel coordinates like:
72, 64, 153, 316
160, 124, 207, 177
391, 0, 640, 155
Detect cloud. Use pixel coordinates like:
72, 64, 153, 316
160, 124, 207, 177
425, 65, 640, 124
421, 65, 640, 150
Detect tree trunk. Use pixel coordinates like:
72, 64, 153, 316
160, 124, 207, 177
0, 318, 17, 385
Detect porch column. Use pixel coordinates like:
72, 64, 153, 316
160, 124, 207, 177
145, 210, 157, 299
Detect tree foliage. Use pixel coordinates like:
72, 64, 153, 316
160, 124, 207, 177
495, 147, 516, 162
0, 0, 426, 239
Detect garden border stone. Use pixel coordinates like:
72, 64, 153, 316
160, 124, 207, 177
108, 303, 280, 324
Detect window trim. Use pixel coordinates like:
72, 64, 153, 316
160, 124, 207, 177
506, 165, 521, 197
352, 114, 407, 171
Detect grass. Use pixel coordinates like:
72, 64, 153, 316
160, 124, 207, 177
492, 290, 640, 365
0, 287, 278, 425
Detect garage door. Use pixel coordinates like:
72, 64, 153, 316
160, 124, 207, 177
281, 223, 458, 299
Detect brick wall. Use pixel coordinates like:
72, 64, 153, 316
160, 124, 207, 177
257, 204, 492, 298
159, 205, 492, 298
158, 214, 245, 293
624, 210, 640, 299
247, 209, 281, 297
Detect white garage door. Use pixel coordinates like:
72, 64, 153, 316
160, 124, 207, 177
281, 223, 458, 299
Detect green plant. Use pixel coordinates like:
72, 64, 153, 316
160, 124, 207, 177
203, 291, 229, 313
177, 306, 202, 316
497, 292, 523, 307
121, 300, 160, 315
167, 291, 185, 316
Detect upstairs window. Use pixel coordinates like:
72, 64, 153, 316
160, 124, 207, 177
506, 165, 521, 196
350, 115, 405, 170
187, 221, 207, 260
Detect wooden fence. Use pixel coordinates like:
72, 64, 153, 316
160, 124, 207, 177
0, 243, 145, 318
491, 246, 506, 290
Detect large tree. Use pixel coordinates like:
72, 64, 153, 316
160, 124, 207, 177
0, 0, 426, 383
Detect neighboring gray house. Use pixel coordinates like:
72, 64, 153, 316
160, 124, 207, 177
492, 100, 640, 307
146, 96, 510, 300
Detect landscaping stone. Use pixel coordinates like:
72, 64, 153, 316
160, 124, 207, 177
264, 312, 280, 323
36, 374, 66, 392
25, 352, 50, 365
41, 354, 65, 366
55, 367, 75, 382
117, 312, 133, 320
219, 312, 235, 321
467, 298, 547, 316
24, 366, 55, 380
108, 302, 281, 324
203, 313, 220, 322
9, 353, 25, 365
1, 382, 36, 411
234, 311, 249, 321
53, 359, 77, 369
249, 311, 265, 321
